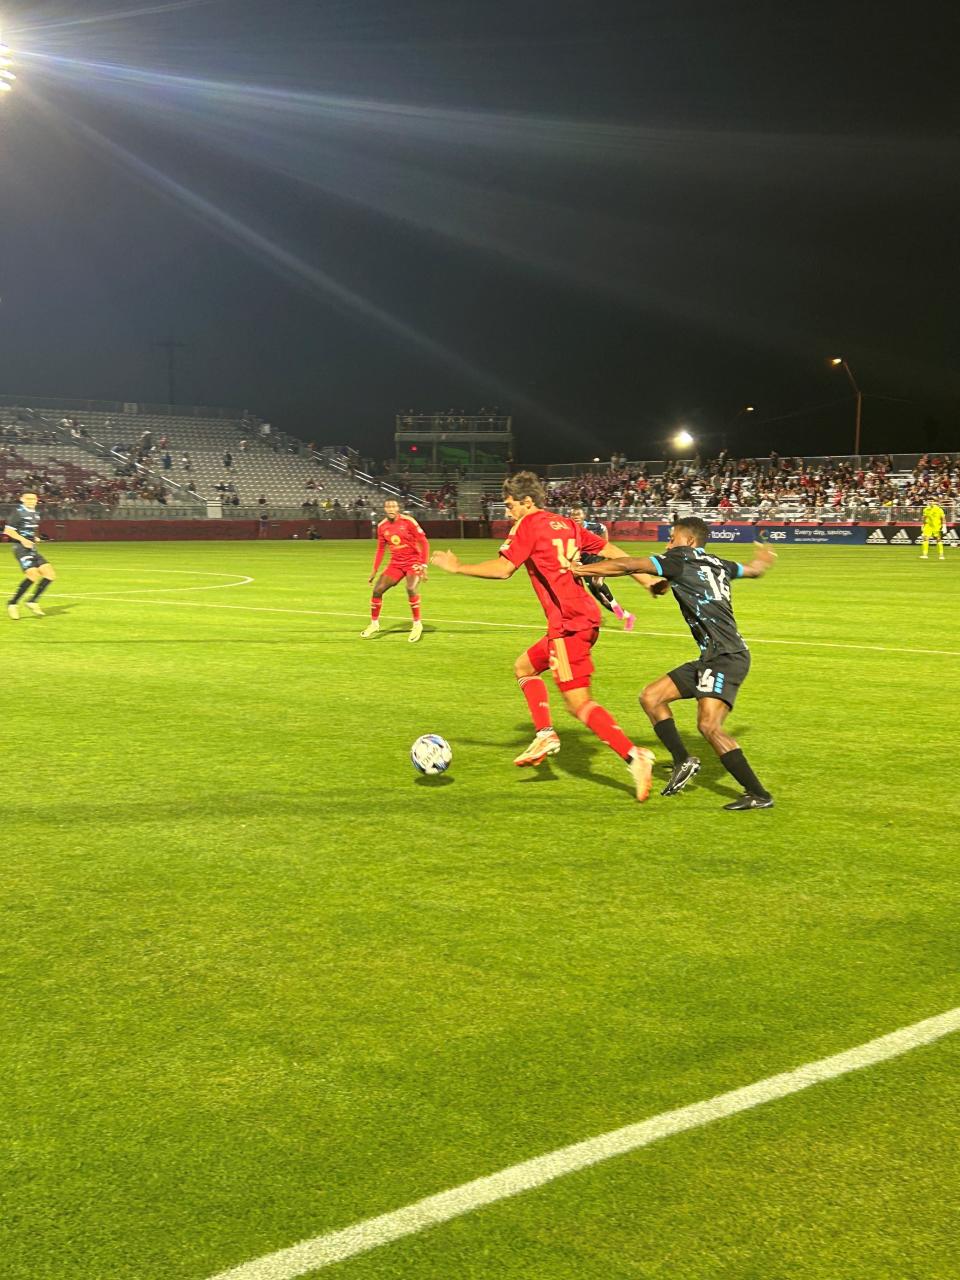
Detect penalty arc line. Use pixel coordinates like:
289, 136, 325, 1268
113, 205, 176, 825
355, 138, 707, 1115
55, 568, 255, 597
205, 1005, 960, 1280
46, 592, 960, 659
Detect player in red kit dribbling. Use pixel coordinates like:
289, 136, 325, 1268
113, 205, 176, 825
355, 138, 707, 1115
362, 498, 430, 642
432, 471, 661, 801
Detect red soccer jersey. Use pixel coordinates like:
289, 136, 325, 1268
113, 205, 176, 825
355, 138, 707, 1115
499, 509, 607, 637
372, 514, 429, 574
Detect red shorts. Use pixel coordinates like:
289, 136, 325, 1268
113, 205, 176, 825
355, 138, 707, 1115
379, 560, 421, 585
526, 627, 599, 692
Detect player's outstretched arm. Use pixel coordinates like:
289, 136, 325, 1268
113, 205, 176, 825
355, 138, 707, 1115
740, 543, 777, 578
431, 550, 516, 579
591, 544, 667, 593
573, 553, 658, 578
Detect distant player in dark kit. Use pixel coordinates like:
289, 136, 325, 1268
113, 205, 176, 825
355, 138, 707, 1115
574, 516, 776, 810
362, 498, 430, 642
570, 507, 635, 631
5, 493, 56, 619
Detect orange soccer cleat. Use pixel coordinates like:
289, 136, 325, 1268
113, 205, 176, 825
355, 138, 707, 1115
627, 747, 656, 802
513, 729, 561, 767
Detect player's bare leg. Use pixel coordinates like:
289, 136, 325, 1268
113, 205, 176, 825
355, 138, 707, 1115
8, 565, 42, 619
695, 696, 773, 810
562, 686, 654, 802
640, 674, 701, 795
26, 563, 55, 616
405, 570, 424, 642
512, 651, 560, 765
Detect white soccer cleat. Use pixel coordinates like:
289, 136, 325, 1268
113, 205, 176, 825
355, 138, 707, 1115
25, 601, 45, 616
360, 620, 380, 638
408, 620, 423, 643
7, 604, 20, 620
627, 747, 656, 803
513, 729, 561, 767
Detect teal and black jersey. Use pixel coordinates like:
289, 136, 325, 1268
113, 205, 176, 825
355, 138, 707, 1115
579, 518, 608, 564
649, 545, 747, 661
6, 503, 41, 546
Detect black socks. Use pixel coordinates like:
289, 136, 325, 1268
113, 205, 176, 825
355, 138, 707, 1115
10, 578, 32, 605
720, 748, 770, 799
30, 579, 51, 601
654, 718, 689, 766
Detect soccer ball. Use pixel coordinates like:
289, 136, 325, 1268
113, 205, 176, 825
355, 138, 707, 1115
411, 734, 452, 775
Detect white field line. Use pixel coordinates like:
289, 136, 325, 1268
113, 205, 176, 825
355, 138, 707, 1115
46, 592, 960, 658
206, 1005, 960, 1280
56, 568, 254, 596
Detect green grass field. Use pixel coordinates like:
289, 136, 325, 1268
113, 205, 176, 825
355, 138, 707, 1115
2, 539, 958, 1279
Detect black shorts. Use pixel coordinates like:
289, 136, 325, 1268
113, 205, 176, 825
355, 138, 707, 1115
13, 546, 47, 572
669, 650, 751, 709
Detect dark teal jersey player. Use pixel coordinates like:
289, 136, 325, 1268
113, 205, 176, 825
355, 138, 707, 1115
646, 544, 748, 666
4, 492, 56, 619
573, 516, 777, 810
570, 506, 636, 631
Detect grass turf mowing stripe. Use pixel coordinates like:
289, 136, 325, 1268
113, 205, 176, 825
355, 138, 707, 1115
205, 1005, 960, 1280
47, 592, 960, 658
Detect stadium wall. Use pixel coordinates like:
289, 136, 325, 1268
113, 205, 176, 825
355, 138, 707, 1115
37, 518, 491, 541
32, 519, 948, 545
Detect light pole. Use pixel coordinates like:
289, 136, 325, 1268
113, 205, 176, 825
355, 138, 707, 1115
830, 357, 862, 457
158, 337, 186, 405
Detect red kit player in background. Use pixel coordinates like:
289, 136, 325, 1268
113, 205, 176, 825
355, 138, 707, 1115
362, 498, 430, 642
432, 471, 660, 801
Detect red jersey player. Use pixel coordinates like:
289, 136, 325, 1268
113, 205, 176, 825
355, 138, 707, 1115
432, 471, 659, 802
362, 498, 430, 642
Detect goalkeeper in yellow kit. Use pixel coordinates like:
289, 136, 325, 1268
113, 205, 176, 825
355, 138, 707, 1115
920, 501, 947, 560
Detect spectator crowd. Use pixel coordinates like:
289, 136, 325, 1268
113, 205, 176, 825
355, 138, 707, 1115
544, 452, 960, 521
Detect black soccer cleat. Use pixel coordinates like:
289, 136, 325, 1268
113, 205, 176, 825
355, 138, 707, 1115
661, 756, 701, 796
723, 793, 775, 811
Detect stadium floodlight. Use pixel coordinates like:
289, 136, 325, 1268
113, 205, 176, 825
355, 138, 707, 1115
829, 356, 863, 456
0, 42, 14, 94
673, 429, 695, 450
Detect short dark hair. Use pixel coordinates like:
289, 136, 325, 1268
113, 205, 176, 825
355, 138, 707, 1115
503, 471, 547, 508
673, 516, 710, 546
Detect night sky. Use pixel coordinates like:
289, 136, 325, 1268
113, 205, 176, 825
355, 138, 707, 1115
2, 1, 958, 462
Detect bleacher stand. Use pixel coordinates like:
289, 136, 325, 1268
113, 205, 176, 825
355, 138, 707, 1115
3, 400, 954, 527
0, 406, 381, 517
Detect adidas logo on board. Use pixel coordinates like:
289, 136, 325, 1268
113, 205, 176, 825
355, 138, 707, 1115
890, 530, 911, 544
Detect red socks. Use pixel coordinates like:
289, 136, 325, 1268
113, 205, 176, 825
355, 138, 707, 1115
409, 594, 422, 622
577, 700, 635, 760
370, 598, 383, 621
518, 676, 552, 732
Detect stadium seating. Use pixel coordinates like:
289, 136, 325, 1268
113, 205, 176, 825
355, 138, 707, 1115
3, 401, 954, 524
0, 406, 381, 514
